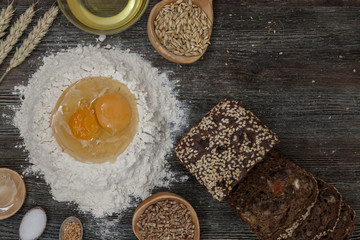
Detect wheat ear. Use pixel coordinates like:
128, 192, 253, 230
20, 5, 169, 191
0, 3, 35, 66
0, 3, 14, 38
0, 6, 58, 83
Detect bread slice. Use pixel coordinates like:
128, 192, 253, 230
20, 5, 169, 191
286, 178, 341, 240
321, 201, 356, 240
226, 150, 318, 240
175, 99, 279, 201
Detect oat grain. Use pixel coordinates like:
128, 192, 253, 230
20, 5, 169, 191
154, 0, 211, 57
137, 199, 196, 240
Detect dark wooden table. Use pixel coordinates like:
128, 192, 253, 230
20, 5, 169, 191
0, 0, 359, 239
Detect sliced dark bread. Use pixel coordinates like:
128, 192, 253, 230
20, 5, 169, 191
175, 99, 279, 201
321, 201, 356, 240
286, 178, 341, 240
226, 150, 318, 240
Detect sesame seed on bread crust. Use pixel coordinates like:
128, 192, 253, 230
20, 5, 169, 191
285, 178, 342, 240
227, 150, 319, 240
321, 201, 356, 240
175, 99, 279, 201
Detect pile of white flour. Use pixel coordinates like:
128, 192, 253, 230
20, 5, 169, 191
14, 46, 184, 217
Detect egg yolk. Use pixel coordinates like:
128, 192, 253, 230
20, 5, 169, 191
68, 107, 101, 140
94, 93, 132, 133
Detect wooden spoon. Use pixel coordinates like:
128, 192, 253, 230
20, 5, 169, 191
147, 0, 214, 64
132, 192, 200, 240
59, 216, 83, 240
0, 168, 26, 220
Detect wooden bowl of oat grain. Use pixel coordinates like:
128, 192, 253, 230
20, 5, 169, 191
148, 0, 213, 64
132, 192, 200, 240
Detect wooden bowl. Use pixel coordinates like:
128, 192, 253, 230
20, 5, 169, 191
147, 0, 214, 64
0, 168, 26, 220
132, 192, 200, 240
59, 216, 83, 240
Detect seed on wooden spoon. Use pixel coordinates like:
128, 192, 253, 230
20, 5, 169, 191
154, 0, 211, 57
148, 0, 214, 64
59, 216, 83, 240
19, 207, 47, 240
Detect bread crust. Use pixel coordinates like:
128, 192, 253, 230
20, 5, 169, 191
320, 201, 356, 240
285, 178, 342, 240
227, 151, 319, 240
175, 99, 279, 201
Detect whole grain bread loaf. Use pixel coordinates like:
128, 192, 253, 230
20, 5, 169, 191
321, 201, 356, 240
226, 150, 318, 240
286, 178, 341, 240
175, 99, 279, 201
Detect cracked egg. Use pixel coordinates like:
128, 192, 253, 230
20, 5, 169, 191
51, 76, 138, 164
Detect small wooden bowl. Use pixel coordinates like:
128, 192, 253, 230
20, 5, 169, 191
132, 192, 200, 240
147, 0, 214, 64
0, 168, 26, 220
59, 216, 83, 240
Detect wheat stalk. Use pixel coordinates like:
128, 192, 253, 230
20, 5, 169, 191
0, 6, 58, 83
0, 3, 35, 66
0, 3, 14, 38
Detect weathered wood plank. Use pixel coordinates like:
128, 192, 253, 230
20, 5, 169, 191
0, 0, 359, 239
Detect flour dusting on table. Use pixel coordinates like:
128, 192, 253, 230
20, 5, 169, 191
14, 46, 185, 217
